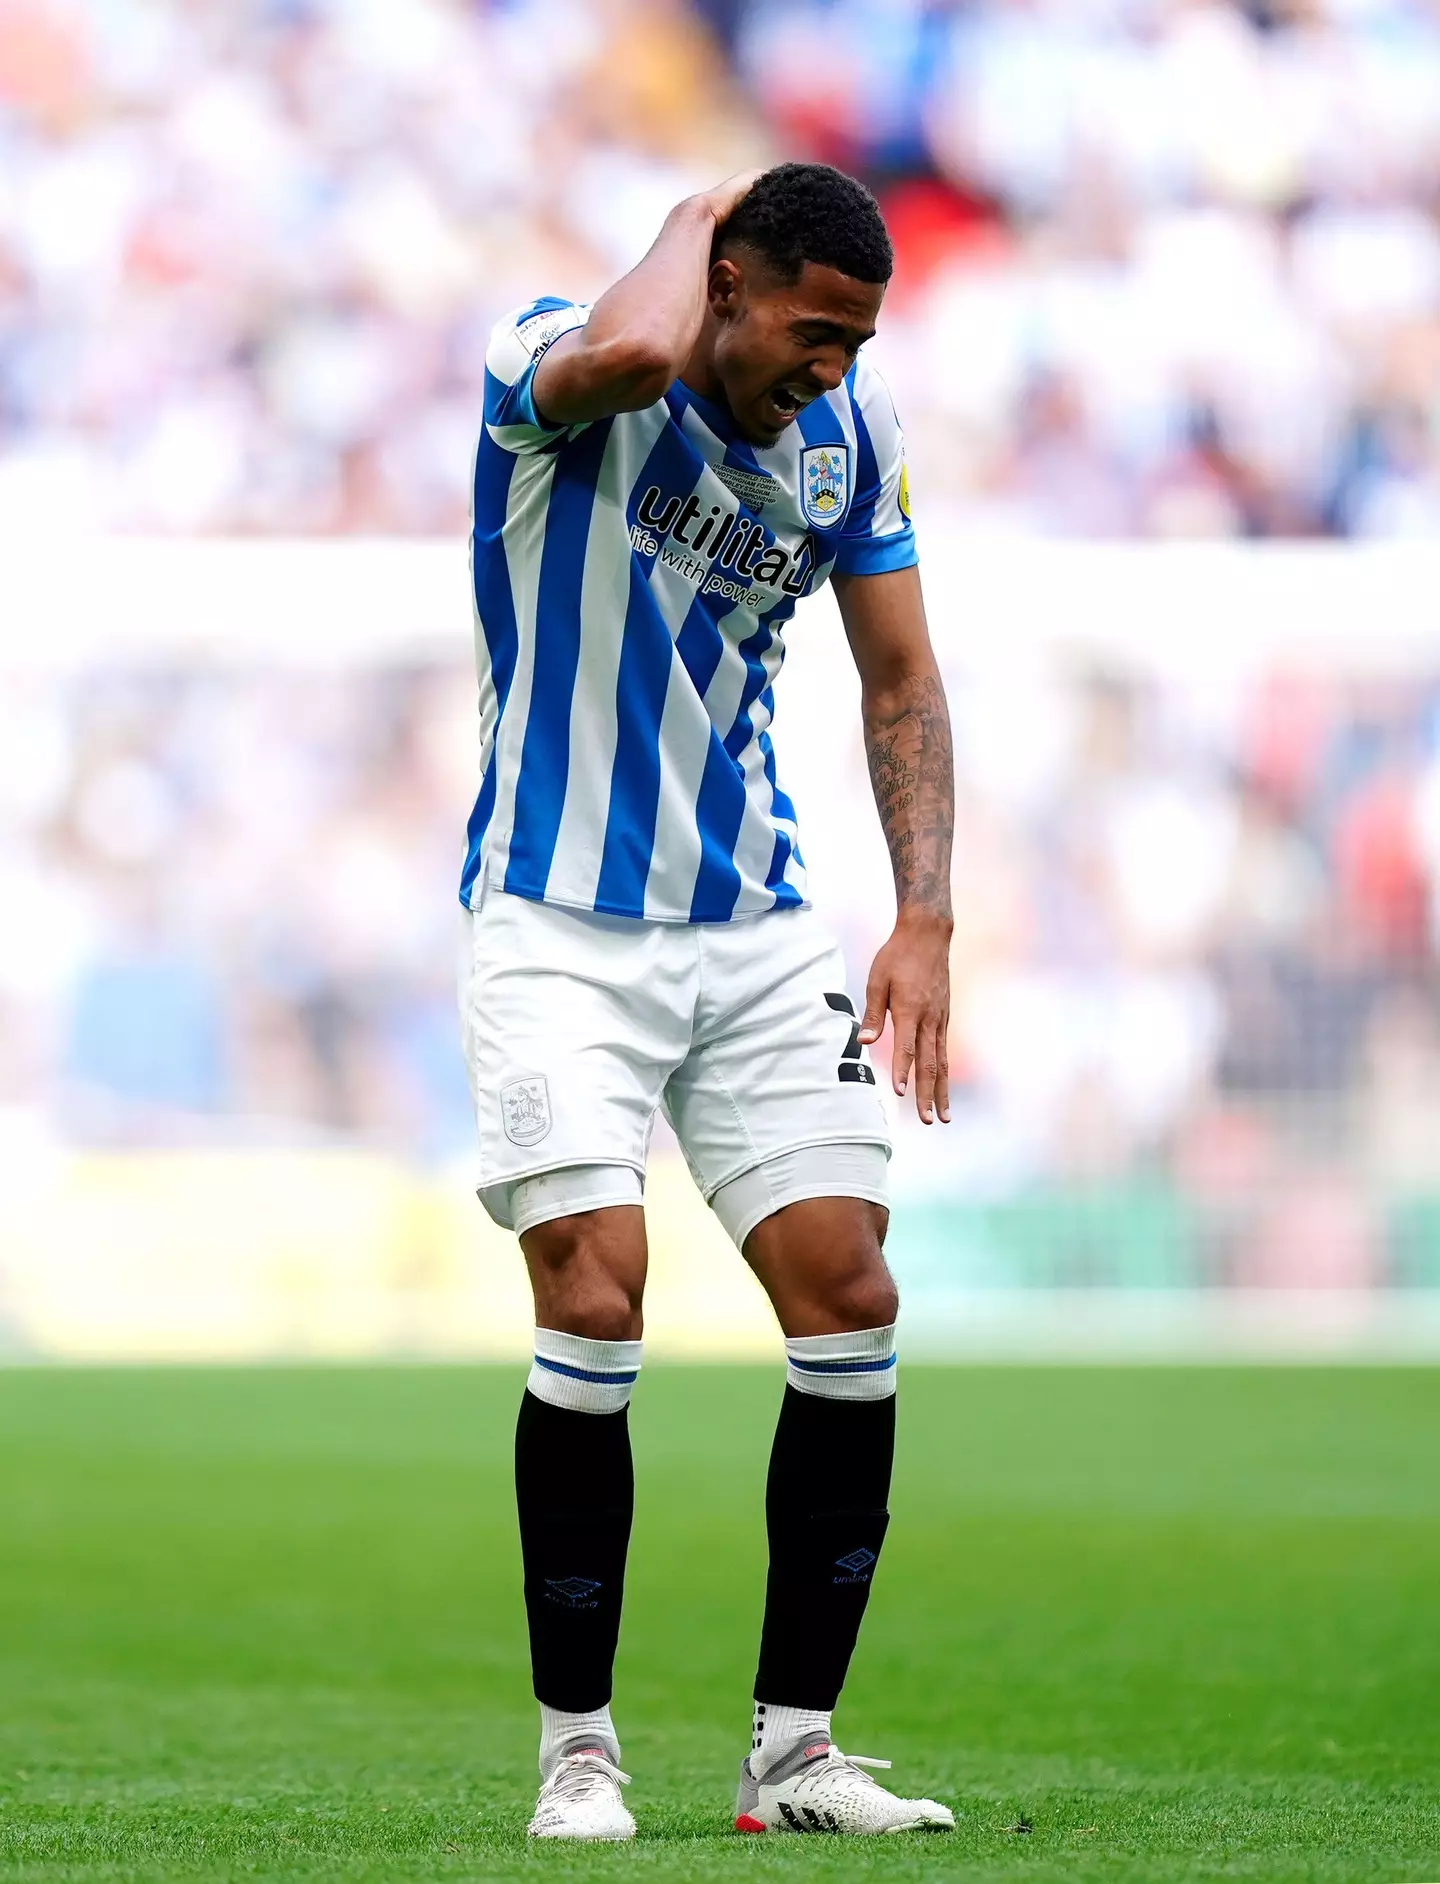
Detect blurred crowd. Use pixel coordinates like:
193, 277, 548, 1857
734, 0, 1440, 540
0, 665, 478, 1158
1, 0, 1438, 538
6, 651, 1440, 1288
0, 0, 756, 533
896, 655, 1440, 1286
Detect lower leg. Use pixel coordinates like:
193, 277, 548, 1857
742, 1198, 899, 1770
513, 1206, 647, 1775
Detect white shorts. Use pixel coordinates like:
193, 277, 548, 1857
457, 885, 891, 1246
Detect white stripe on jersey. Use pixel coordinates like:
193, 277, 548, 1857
462, 296, 917, 924
547, 406, 670, 909
480, 444, 552, 893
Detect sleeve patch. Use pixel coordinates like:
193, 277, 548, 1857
515, 307, 576, 363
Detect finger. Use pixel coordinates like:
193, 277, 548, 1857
708, 167, 764, 220
934, 1017, 951, 1124
890, 1005, 918, 1098
913, 1015, 939, 1124
859, 969, 888, 1046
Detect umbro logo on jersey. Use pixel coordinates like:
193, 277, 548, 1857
501, 1075, 552, 1146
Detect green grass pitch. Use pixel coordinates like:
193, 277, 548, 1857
1, 1364, 1437, 1883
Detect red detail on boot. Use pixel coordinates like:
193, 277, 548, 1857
734, 1814, 766, 1834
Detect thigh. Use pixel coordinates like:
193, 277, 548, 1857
460, 889, 693, 1191
740, 1192, 896, 1338
663, 906, 890, 1198
520, 1200, 649, 1341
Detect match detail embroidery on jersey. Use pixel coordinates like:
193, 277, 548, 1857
713, 463, 781, 511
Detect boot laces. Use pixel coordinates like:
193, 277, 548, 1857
797, 1747, 893, 1800
540, 1751, 631, 1809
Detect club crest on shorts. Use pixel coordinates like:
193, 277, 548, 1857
800, 444, 849, 528
501, 1075, 552, 1147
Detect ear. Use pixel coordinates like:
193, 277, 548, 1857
707, 257, 743, 320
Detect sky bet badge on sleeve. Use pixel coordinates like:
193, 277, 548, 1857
800, 444, 849, 528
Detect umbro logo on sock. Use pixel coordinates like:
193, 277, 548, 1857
833, 1546, 876, 1585
545, 1576, 601, 1607
835, 1548, 876, 1574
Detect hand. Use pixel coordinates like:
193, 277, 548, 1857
859, 912, 952, 1124
700, 167, 764, 226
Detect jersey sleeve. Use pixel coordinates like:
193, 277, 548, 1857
832, 357, 918, 577
483, 298, 591, 455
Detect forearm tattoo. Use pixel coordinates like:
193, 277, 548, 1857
863, 670, 955, 919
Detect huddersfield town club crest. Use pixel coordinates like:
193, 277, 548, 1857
501, 1075, 551, 1146
800, 444, 849, 528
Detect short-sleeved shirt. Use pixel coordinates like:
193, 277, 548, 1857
460, 295, 916, 924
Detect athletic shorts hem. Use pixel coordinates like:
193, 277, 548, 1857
467, 870, 811, 927
718, 1177, 891, 1253
694, 1131, 892, 1205
474, 1154, 645, 1198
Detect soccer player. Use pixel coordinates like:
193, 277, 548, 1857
458, 163, 955, 1839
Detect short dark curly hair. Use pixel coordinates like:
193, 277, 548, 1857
715, 162, 893, 285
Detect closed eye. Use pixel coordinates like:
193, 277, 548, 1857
793, 324, 874, 355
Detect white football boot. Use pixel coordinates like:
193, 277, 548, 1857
528, 1739, 635, 1841
734, 1735, 955, 1835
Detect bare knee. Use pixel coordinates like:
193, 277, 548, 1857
820, 1246, 900, 1331
521, 1208, 646, 1342
747, 1198, 899, 1335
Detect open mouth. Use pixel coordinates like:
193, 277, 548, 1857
763, 383, 815, 426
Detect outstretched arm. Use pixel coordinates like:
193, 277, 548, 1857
833, 564, 955, 1124
530, 171, 759, 427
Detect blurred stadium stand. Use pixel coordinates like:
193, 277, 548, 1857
0, 0, 1437, 539
2, 1, 1439, 1355
4, 542, 1440, 1358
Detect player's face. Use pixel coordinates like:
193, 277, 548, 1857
707, 259, 885, 447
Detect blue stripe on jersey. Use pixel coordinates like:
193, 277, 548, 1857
760, 714, 804, 903
517, 294, 575, 322
595, 561, 674, 917
673, 594, 727, 699
460, 429, 522, 906
723, 621, 775, 761
502, 418, 614, 901
843, 370, 882, 542
689, 615, 777, 922
688, 734, 748, 922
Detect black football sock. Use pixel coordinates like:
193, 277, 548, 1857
514, 1389, 633, 1712
753, 1383, 896, 1713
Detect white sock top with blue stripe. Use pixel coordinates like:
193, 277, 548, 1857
784, 1323, 897, 1401
528, 1328, 642, 1414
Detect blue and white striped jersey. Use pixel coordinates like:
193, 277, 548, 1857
460, 295, 917, 924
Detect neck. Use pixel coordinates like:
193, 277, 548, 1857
679, 323, 727, 410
